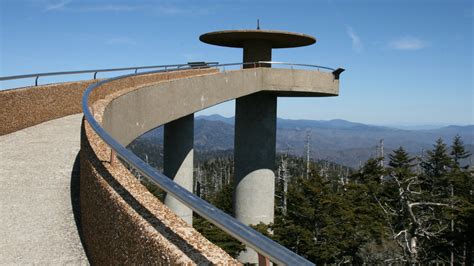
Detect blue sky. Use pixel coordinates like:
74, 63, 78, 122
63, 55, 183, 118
1, 0, 472, 126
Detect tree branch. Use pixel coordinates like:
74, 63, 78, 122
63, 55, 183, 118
408, 202, 449, 208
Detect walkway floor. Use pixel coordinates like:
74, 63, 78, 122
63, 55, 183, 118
0, 114, 89, 264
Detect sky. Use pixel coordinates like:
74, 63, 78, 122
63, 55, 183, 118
1, 0, 473, 126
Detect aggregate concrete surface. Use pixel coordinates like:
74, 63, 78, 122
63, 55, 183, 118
0, 114, 89, 264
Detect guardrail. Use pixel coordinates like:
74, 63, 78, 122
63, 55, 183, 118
2, 61, 339, 264
0, 61, 342, 87
0, 62, 218, 86
82, 61, 337, 265
211, 61, 343, 80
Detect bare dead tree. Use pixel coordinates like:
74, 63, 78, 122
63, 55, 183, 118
376, 171, 450, 263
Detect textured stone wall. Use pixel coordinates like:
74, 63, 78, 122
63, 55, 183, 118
0, 80, 96, 135
0, 69, 220, 136
80, 69, 238, 264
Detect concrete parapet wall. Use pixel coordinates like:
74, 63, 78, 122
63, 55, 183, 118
0, 69, 223, 136
262, 68, 339, 96
102, 68, 339, 146
80, 68, 237, 264
0, 80, 96, 135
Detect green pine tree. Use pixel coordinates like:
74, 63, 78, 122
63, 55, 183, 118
450, 135, 471, 169
423, 138, 452, 179
446, 135, 474, 264
193, 182, 245, 257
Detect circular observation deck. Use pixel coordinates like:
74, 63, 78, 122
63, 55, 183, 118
199, 30, 316, 48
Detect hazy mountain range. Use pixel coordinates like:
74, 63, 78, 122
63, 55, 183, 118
138, 114, 474, 168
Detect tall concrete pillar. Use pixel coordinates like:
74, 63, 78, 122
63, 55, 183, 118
200, 29, 316, 264
234, 92, 277, 262
163, 114, 194, 225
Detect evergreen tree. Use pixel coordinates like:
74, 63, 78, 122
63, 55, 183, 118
450, 134, 471, 169
351, 156, 403, 263
130, 136, 472, 263
380, 146, 450, 263
271, 164, 386, 264
422, 138, 452, 181
446, 135, 474, 264
193, 182, 245, 257
388, 146, 415, 173
353, 157, 385, 194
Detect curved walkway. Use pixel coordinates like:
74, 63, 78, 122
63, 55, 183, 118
0, 114, 88, 264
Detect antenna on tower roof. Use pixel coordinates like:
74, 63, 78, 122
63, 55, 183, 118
257, 19, 260, 30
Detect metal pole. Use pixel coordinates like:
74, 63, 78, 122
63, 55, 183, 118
258, 254, 270, 266
110, 149, 116, 166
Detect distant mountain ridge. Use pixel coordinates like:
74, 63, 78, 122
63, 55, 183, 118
139, 115, 473, 168
196, 114, 474, 132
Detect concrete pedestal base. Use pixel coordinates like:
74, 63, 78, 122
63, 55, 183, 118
234, 92, 276, 263
163, 114, 194, 225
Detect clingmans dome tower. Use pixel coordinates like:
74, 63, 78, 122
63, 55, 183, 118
200, 28, 342, 263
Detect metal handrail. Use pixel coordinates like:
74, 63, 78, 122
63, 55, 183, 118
208, 61, 335, 72
0, 62, 218, 86
0, 61, 337, 86
218, 61, 335, 71
81, 61, 338, 265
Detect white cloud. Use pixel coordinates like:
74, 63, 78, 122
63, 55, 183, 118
346, 26, 363, 53
45, 0, 71, 11
389, 37, 427, 51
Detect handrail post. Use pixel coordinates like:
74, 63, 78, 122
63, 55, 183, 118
35, 76, 39, 86
110, 149, 116, 166
134, 68, 138, 74
258, 254, 270, 266
93, 72, 98, 80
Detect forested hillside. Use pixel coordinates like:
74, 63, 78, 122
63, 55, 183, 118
127, 134, 473, 264
138, 115, 474, 168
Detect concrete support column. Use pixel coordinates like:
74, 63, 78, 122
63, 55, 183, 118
234, 92, 276, 263
243, 40, 272, 68
163, 114, 194, 225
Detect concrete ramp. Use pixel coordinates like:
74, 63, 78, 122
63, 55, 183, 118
0, 114, 88, 264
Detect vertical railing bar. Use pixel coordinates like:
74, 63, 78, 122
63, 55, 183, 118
110, 149, 116, 165
35, 76, 39, 86
258, 253, 271, 266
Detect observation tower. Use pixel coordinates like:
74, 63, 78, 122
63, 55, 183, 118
200, 28, 342, 263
